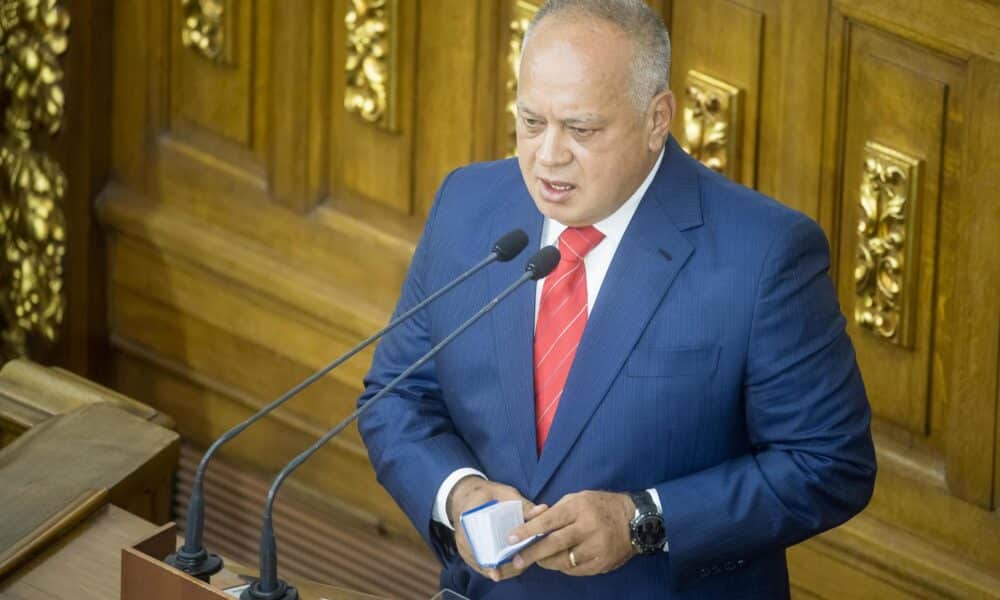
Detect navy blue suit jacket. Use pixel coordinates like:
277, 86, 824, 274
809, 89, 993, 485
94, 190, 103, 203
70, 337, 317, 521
359, 138, 876, 599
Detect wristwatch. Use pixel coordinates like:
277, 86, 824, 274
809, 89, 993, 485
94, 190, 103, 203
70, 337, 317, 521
629, 490, 666, 554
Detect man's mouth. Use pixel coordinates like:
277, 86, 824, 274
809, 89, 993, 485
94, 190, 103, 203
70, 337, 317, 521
538, 177, 576, 202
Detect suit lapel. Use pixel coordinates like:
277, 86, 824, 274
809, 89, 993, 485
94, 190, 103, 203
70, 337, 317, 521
528, 137, 703, 497
488, 179, 545, 488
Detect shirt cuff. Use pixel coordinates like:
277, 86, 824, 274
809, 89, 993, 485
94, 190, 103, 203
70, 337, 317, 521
433, 468, 487, 530
647, 487, 669, 552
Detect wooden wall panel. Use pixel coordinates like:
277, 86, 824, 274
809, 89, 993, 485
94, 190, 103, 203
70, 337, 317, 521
835, 24, 957, 439
268, 0, 327, 211
52, 0, 113, 379
669, 0, 763, 188
950, 54, 1000, 513
150, 146, 415, 308
790, 0, 1000, 597
666, 0, 829, 219
108, 239, 374, 406
413, 1, 491, 216
823, 0, 1000, 513
330, 0, 419, 215
169, 0, 257, 149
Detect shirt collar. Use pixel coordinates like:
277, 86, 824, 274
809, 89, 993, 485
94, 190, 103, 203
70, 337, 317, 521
545, 146, 665, 245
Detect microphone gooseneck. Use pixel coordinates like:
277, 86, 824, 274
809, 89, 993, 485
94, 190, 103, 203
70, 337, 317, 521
166, 229, 528, 581
242, 246, 560, 600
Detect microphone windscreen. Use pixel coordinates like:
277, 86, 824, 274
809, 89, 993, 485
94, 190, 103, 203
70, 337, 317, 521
526, 246, 561, 280
493, 229, 529, 262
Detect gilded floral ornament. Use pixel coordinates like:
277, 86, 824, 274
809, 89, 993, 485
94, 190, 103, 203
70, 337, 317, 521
180, 0, 235, 65
853, 141, 920, 347
680, 71, 742, 179
0, 0, 69, 359
344, 0, 397, 130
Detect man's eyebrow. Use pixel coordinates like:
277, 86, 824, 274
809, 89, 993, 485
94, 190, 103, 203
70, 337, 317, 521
514, 105, 604, 125
515, 103, 538, 116
563, 115, 603, 126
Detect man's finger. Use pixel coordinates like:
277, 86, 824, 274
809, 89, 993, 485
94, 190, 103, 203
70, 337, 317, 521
492, 560, 525, 581
508, 503, 574, 543
511, 525, 578, 570
564, 546, 600, 576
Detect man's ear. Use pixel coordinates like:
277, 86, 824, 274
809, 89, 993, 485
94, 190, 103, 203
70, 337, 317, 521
647, 90, 676, 152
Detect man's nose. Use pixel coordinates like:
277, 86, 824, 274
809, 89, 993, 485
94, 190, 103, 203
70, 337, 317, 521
536, 126, 572, 167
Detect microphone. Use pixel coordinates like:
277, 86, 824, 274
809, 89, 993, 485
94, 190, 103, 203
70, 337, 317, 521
165, 229, 529, 581
241, 246, 561, 600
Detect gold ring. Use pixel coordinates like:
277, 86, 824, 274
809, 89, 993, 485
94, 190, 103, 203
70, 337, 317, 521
569, 550, 578, 568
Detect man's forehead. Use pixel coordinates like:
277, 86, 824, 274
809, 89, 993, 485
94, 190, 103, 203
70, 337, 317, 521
516, 58, 623, 121
519, 20, 632, 92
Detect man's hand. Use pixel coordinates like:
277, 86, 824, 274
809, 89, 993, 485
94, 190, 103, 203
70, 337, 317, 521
446, 476, 547, 582
506, 490, 636, 577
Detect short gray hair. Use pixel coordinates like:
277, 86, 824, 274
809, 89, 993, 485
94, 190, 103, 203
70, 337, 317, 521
522, 0, 671, 111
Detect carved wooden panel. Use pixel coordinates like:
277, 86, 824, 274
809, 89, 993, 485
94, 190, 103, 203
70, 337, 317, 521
807, 1, 1000, 596
668, 0, 762, 188
669, 0, 829, 218
169, 0, 257, 149
330, 0, 417, 215
834, 24, 955, 442
412, 1, 499, 216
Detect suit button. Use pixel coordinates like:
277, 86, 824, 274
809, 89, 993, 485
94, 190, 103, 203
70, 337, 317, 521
724, 561, 736, 571
711, 564, 722, 575
699, 568, 710, 578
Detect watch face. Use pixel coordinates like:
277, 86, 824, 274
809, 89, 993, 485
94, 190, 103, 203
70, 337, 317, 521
634, 514, 665, 550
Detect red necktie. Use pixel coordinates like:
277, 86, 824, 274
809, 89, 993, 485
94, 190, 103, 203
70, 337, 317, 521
534, 226, 605, 453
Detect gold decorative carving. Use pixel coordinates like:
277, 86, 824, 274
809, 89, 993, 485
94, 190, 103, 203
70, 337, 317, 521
0, 0, 70, 359
180, 0, 236, 65
854, 141, 921, 347
680, 70, 742, 179
344, 0, 398, 130
506, 1, 539, 157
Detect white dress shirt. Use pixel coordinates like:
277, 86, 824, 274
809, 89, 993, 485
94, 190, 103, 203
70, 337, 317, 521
433, 149, 668, 551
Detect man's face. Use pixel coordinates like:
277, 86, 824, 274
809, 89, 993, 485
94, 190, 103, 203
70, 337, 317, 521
516, 18, 665, 227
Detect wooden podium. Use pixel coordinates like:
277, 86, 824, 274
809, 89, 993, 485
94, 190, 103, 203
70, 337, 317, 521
0, 361, 448, 599
121, 519, 383, 599
1, 496, 384, 599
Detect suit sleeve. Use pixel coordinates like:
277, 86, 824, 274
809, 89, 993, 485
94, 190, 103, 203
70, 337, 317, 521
655, 215, 877, 587
357, 169, 484, 562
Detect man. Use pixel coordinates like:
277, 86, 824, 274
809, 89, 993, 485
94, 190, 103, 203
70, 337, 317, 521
358, 0, 876, 597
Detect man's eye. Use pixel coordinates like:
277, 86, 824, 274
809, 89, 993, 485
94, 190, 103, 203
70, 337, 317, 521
523, 117, 542, 127
571, 127, 596, 137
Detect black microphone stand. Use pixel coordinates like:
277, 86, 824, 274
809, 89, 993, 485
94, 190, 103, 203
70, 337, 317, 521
166, 230, 529, 581
241, 247, 560, 600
